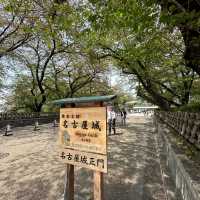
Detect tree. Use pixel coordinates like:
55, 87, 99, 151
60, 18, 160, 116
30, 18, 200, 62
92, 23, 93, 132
0, 0, 34, 95
2, 0, 79, 112
11, 34, 73, 112
8, 33, 110, 112
0, 0, 32, 58
156, 0, 200, 75
1, 0, 117, 112
9, 61, 110, 112
78, 0, 197, 110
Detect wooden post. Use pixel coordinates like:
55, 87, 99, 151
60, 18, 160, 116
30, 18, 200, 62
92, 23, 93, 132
94, 171, 104, 200
93, 101, 104, 200
54, 97, 114, 200
64, 164, 74, 200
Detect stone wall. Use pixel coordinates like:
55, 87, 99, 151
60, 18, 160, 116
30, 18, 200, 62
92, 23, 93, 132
0, 112, 59, 129
155, 111, 200, 150
156, 121, 200, 200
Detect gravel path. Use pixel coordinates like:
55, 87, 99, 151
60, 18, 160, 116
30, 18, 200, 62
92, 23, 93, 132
0, 116, 169, 200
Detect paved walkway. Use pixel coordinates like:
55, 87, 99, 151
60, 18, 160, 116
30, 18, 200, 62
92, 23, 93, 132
0, 116, 170, 200
104, 116, 166, 200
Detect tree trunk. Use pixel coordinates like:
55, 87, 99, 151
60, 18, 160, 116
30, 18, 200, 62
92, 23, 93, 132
158, 0, 200, 75
137, 86, 171, 111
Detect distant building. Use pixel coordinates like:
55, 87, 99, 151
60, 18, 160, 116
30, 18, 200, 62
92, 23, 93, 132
131, 106, 158, 113
125, 100, 158, 113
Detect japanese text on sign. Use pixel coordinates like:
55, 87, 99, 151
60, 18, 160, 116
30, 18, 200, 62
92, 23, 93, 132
59, 107, 107, 154
59, 149, 107, 173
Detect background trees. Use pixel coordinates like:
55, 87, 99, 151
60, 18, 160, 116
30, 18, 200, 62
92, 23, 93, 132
0, 0, 200, 112
79, 0, 199, 110
156, 0, 200, 75
6, 33, 111, 112
0, 0, 31, 58
0, 0, 33, 100
0, 0, 113, 112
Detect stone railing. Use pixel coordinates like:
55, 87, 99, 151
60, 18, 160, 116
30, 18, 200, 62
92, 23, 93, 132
156, 121, 200, 200
0, 112, 59, 129
155, 111, 200, 150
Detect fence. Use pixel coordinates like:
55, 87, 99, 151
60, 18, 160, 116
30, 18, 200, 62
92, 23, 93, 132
155, 111, 200, 150
155, 121, 200, 200
0, 112, 59, 129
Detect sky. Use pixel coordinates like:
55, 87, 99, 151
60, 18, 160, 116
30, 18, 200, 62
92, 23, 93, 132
0, 62, 137, 112
108, 65, 136, 96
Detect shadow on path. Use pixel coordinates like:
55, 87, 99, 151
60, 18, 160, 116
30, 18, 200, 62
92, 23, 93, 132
76, 117, 166, 200
0, 118, 166, 200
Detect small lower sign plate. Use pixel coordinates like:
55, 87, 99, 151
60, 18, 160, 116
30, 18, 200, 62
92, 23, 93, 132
59, 149, 107, 173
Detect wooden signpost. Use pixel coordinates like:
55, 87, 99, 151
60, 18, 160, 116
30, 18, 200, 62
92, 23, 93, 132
53, 95, 116, 200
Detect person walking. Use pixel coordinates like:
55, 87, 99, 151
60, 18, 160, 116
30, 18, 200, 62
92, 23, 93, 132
107, 107, 116, 135
122, 109, 127, 126
107, 107, 112, 135
111, 109, 116, 134
120, 110, 124, 126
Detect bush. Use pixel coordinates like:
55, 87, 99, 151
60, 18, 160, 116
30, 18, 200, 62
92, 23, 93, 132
178, 102, 200, 112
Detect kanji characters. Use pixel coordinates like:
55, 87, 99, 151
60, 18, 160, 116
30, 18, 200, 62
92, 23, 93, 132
63, 120, 68, 128
72, 120, 78, 128
62, 113, 81, 119
74, 154, 79, 162
80, 155, 88, 164
60, 151, 105, 170
62, 117, 102, 130
66, 153, 73, 160
89, 158, 95, 166
81, 121, 88, 129
92, 121, 101, 131
60, 152, 65, 159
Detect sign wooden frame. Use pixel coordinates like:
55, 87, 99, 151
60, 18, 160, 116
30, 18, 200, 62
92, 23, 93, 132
54, 95, 116, 200
60, 102, 108, 200
59, 106, 107, 155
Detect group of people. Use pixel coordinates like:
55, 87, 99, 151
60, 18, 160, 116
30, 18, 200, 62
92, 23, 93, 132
107, 107, 127, 135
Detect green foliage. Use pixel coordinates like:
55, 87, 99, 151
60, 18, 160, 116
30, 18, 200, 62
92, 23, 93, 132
7, 33, 113, 112
80, 0, 198, 110
1, 0, 200, 112
156, 0, 200, 76
111, 86, 135, 110
0, 0, 32, 57
1, 0, 119, 112
170, 128, 199, 159
177, 103, 200, 112
8, 75, 36, 112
